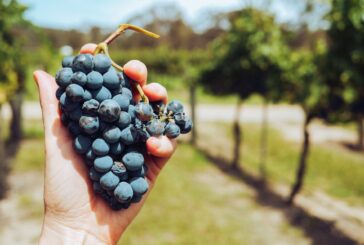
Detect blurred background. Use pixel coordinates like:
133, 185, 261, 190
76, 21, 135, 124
0, 0, 364, 244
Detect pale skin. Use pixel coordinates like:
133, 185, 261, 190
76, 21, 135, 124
35, 43, 177, 244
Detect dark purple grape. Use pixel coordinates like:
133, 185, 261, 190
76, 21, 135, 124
114, 182, 133, 203
93, 54, 111, 74
62, 56, 74, 68
135, 103, 154, 121
146, 119, 165, 136
164, 122, 180, 138
72, 54, 93, 73
56, 68, 73, 88
98, 99, 121, 122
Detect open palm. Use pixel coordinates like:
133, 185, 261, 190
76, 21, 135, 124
36, 44, 176, 244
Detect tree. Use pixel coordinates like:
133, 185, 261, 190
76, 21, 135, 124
325, 0, 364, 150
200, 8, 287, 170
0, 0, 28, 198
283, 40, 329, 204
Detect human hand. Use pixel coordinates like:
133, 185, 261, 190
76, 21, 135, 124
35, 44, 177, 245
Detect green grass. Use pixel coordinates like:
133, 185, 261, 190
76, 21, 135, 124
13, 139, 45, 172
10, 131, 308, 244
120, 144, 307, 244
200, 122, 364, 205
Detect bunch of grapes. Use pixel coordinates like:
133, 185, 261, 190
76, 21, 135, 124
56, 50, 191, 210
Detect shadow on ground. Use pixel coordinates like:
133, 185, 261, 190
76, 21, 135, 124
193, 144, 358, 245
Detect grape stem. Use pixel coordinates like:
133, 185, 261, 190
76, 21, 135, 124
93, 24, 160, 104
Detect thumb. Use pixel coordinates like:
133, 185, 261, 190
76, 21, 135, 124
33, 70, 60, 134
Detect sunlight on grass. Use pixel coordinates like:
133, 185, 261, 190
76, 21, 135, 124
120, 144, 307, 244
199, 122, 364, 206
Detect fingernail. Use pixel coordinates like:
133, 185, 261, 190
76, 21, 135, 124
149, 83, 161, 93
149, 137, 161, 148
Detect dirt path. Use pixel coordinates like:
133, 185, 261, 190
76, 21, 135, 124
0, 172, 43, 244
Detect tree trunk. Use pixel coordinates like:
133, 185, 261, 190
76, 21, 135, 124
0, 105, 9, 200
6, 65, 25, 157
357, 114, 364, 150
232, 98, 243, 169
189, 84, 197, 145
287, 112, 312, 205
259, 100, 268, 182
9, 93, 23, 142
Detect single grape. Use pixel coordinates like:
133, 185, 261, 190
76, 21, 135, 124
79, 116, 99, 134
93, 54, 111, 74
94, 155, 113, 172
135, 103, 154, 121
98, 99, 121, 122
56, 68, 73, 88
91, 86, 112, 102
136, 128, 151, 142
167, 100, 184, 114
71, 71, 87, 86
111, 161, 128, 181
122, 151, 144, 171
164, 122, 180, 138
66, 84, 84, 102
114, 182, 133, 203
120, 126, 138, 145
100, 171, 120, 190
129, 177, 148, 195
116, 111, 131, 129
86, 71, 103, 90
62, 56, 74, 68
103, 67, 120, 90
74, 135, 92, 154
177, 116, 193, 134
82, 99, 99, 116
146, 119, 165, 136
72, 54, 93, 73
92, 138, 110, 156
67, 121, 81, 136
103, 126, 121, 144
89, 167, 101, 181
112, 94, 130, 111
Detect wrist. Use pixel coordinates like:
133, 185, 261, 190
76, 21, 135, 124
40, 214, 108, 245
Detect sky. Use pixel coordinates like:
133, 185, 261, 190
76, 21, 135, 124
19, 0, 244, 30
18, 0, 327, 31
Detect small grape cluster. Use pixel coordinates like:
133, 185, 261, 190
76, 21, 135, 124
55, 53, 191, 210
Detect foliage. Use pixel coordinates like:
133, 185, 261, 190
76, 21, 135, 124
0, 0, 28, 104
199, 8, 287, 101
325, 0, 364, 119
